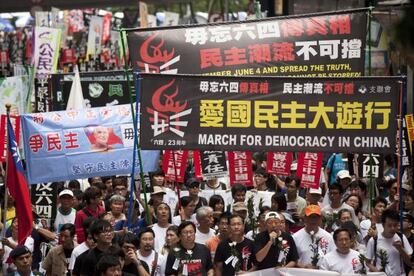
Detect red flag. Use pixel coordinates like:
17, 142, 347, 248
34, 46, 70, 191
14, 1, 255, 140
6, 114, 33, 245
162, 150, 188, 183
266, 152, 293, 176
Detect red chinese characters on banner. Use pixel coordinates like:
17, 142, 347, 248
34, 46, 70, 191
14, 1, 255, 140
266, 152, 293, 176
102, 13, 112, 44
162, 150, 188, 183
228, 151, 253, 187
193, 150, 203, 180
296, 152, 323, 189
0, 115, 20, 162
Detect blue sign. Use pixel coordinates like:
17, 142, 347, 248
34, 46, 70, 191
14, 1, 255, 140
22, 104, 159, 184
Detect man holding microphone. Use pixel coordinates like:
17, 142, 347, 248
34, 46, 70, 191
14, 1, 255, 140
254, 211, 298, 270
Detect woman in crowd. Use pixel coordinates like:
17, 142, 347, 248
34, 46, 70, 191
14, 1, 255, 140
208, 194, 225, 225
159, 225, 180, 256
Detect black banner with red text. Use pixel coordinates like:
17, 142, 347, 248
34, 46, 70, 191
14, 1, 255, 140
127, 10, 367, 77
139, 73, 400, 154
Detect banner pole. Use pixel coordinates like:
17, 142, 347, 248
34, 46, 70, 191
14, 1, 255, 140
171, 150, 182, 212
119, 29, 151, 225
368, 6, 373, 76
1, 104, 11, 237
398, 79, 405, 231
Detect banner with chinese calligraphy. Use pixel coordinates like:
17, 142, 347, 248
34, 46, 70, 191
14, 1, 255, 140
50, 71, 133, 111
0, 75, 31, 115
21, 104, 160, 184
31, 183, 58, 220
266, 152, 293, 176
127, 10, 367, 76
296, 152, 323, 189
33, 27, 62, 78
139, 73, 400, 154
193, 150, 203, 179
0, 115, 20, 162
357, 153, 384, 178
405, 114, 414, 154
200, 151, 228, 179
228, 151, 253, 186
35, 77, 51, 113
162, 150, 188, 183
401, 118, 411, 167
86, 16, 103, 59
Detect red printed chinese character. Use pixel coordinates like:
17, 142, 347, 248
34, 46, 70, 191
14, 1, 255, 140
306, 17, 328, 36
117, 106, 131, 117
86, 110, 97, 120
100, 107, 112, 119
344, 83, 354, 95
29, 134, 44, 153
66, 110, 79, 120
324, 82, 334, 94
224, 47, 247, 66
281, 19, 304, 37
200, 48, 223, 69
33, 114, 44, 124
272, 42, 295, 61
259, 82, 269, 94
248, 44, 271, 63
334, 83, 344, 94
47, 133, 62, 151
329, 15, 351, 35
249, 82, 259, 94
64, 132, 80, 149
240, 82, 249, 94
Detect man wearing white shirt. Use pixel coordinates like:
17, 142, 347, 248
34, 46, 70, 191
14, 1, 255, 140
152, 203, 172, 253
366, 209, 413, 276
54, 189, 76, 233
293, 205, 335, 268
137, 227, 166, 275
195, 206, 216, 244
320, 228, 366, 274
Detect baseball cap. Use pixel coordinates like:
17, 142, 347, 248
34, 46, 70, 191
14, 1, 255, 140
337, 170, 351, 180
59, 189, 74, 198
305, 205, 321, 217
10, 245, 31, 260
265, 211, 282, 222
281, 212, 295, 224
186, 178, 200, 188
232, 202, 248, 212
290, 162, 298, 171
309, 187, 322, 195
151, 186, 166, 196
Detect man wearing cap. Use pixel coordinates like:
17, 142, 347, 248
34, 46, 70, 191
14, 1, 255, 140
293, 205, 335, 269
186, 178, 208, 211
254, 211, 298, 270
54, 189, 76, 234
305, 187, 323, 206
7, 245, 42, 276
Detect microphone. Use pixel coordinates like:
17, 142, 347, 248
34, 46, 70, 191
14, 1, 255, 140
272, 236, 276, 246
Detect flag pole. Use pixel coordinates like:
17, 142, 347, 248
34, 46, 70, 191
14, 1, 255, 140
1, 103, 11, 237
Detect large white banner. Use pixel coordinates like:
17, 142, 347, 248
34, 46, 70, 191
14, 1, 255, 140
244, 268, 387, 276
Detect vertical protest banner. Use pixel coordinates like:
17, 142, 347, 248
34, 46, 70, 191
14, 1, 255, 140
33, 26, 62, 78
31, 183, 58, 224
200, 151, 228, 179
68, 10, 85, 33
402, 118, 411, 167
34, 77, 50, 112
357, 153, 384, 178
405, 114, 414, 154
162, 150, 188, 183
102, 13, 112, 44
86, 15, 104, 59
35, 11, 49, 27
296, 152, 323, 189
193, 150, 203, 179
228, 151, 253, 186
0, 75, 30, 115
266, 152, 293, 176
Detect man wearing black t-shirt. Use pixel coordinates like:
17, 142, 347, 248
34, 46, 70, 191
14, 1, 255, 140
80, 219, 114, 276
215, 214, 256, 275
165, 221, 214, 276
254, 211, 298, 270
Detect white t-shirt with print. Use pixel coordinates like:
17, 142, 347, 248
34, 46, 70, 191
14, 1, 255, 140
54, 208, 76, 233
366, 232, 413, 276
293, 227, 336, 266
320, 249, 365, 274
137, 249, 166, 275
152, 223, 170, 253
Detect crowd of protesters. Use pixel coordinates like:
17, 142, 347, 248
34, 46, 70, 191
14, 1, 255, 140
0, 152, 414, 276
